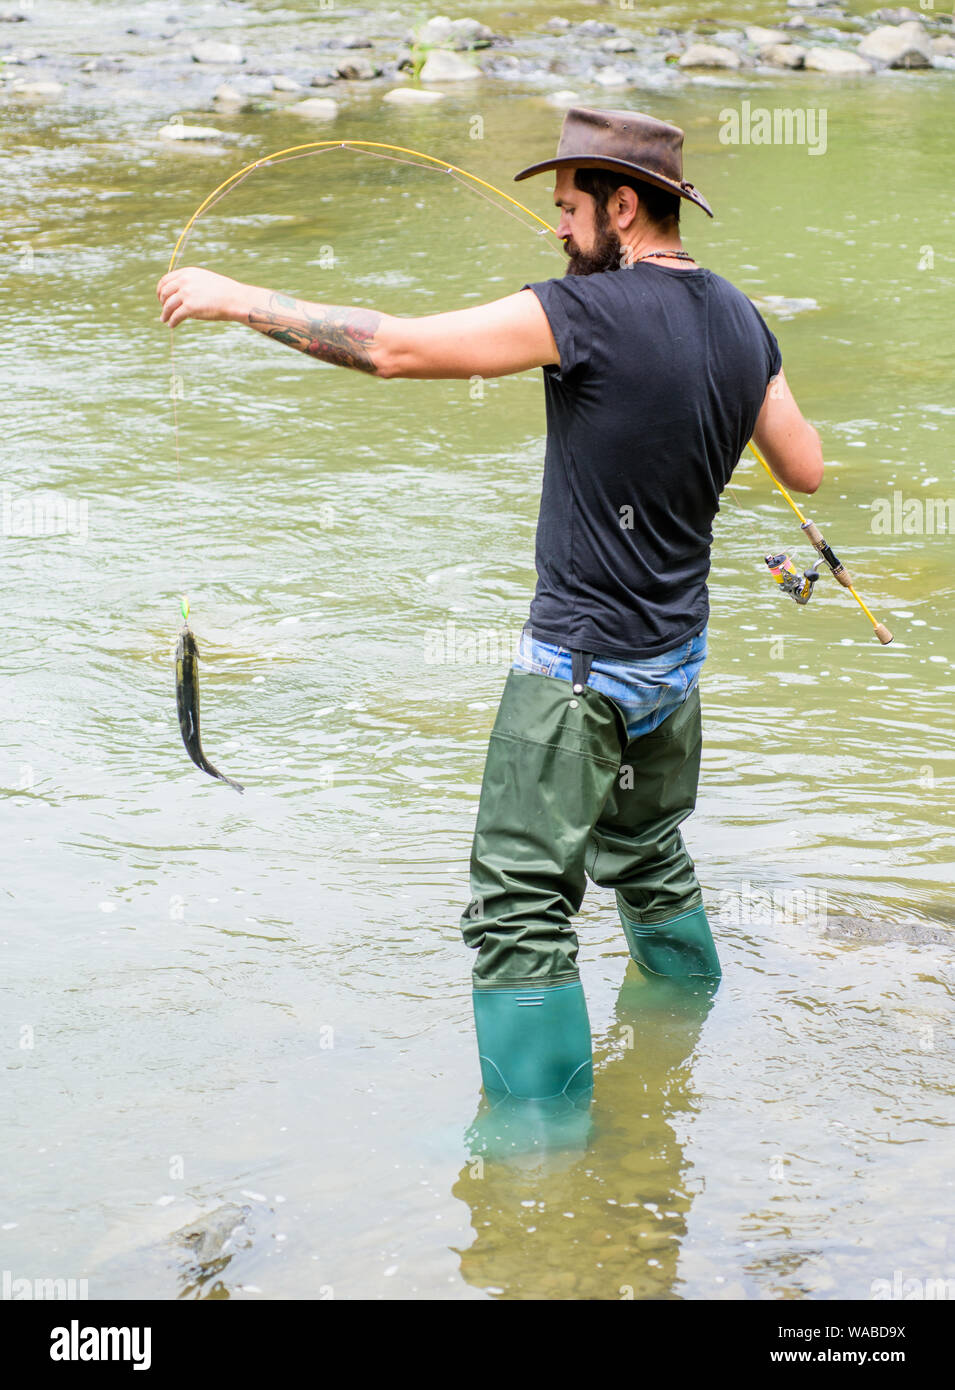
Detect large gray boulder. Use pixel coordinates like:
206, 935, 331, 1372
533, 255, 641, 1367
858, 21, 933, 68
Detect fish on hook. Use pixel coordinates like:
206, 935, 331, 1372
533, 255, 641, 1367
174, 624, 244, 793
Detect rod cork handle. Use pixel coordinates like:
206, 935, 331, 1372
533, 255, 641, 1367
801, 520, 853, 587
874, 623, 893, 645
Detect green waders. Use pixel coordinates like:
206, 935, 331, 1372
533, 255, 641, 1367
461, 664, 720, 1102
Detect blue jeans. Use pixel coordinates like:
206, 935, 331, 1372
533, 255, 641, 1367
512, 626, 707, 739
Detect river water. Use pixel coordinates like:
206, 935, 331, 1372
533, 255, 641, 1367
3, 0, 954, 1300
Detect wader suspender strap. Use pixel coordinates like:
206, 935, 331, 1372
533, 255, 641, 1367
571, 649, 594, 693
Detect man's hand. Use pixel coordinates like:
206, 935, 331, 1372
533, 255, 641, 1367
157, 267, 249, 328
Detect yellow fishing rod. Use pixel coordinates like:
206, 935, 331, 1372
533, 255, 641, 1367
747, 441, 893, 644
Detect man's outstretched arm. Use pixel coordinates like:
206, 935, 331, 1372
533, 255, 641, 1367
156, 267, 559, 380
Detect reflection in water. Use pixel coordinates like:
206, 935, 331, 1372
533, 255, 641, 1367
453, 969, 718, 1299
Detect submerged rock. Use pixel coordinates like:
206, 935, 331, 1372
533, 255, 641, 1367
159, 122, 225, 140
678, 43, 742, 69
751, 294, 820, 319
172, 1204, 251, 1268
546, 88, 583, 107
382, 86, 445, 103
804, 46, 874, 72
8, 78, 64, 98
858, 21, 933, 68
213, 83, 251, 110
270, 74, 302, 92
820, 916, 954, 949
593, 65, 632, 87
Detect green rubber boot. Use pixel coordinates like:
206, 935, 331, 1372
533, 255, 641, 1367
472, 980, 594, 1102
618, 901, 721, 979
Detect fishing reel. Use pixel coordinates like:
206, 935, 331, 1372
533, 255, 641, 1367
764, 551, 820, 606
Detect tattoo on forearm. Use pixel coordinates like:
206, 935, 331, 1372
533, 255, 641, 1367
247, 291, 383, 374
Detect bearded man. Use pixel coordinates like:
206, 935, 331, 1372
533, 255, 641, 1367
158, 108, 823, 1110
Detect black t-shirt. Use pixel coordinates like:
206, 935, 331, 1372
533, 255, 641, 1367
521, 264, 782, 658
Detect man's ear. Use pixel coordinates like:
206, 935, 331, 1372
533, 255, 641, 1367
614, 185, 640, 232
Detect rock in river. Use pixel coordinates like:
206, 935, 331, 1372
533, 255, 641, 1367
382, 86, 445, 103
159, 122, 226, 140
416, 16, 495, 49
418, 49, 479, 82
761, 43, 807, 68
804, 46, 874, 72
290, 96, 339, 118
858, 21, 933, 68
678, 43, 742, 69
335, 57, 381, 80
8, 78, 64, 98
191, 39, 244, 65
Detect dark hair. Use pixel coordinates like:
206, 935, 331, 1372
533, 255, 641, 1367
572, 167, 681, 228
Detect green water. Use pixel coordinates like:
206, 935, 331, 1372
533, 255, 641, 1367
2, 0, 953, 1300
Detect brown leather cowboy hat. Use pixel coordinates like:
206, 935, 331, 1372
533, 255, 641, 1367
513, 106, 714, 218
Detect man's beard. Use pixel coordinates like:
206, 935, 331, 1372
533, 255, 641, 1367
563, 201, 623, 277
